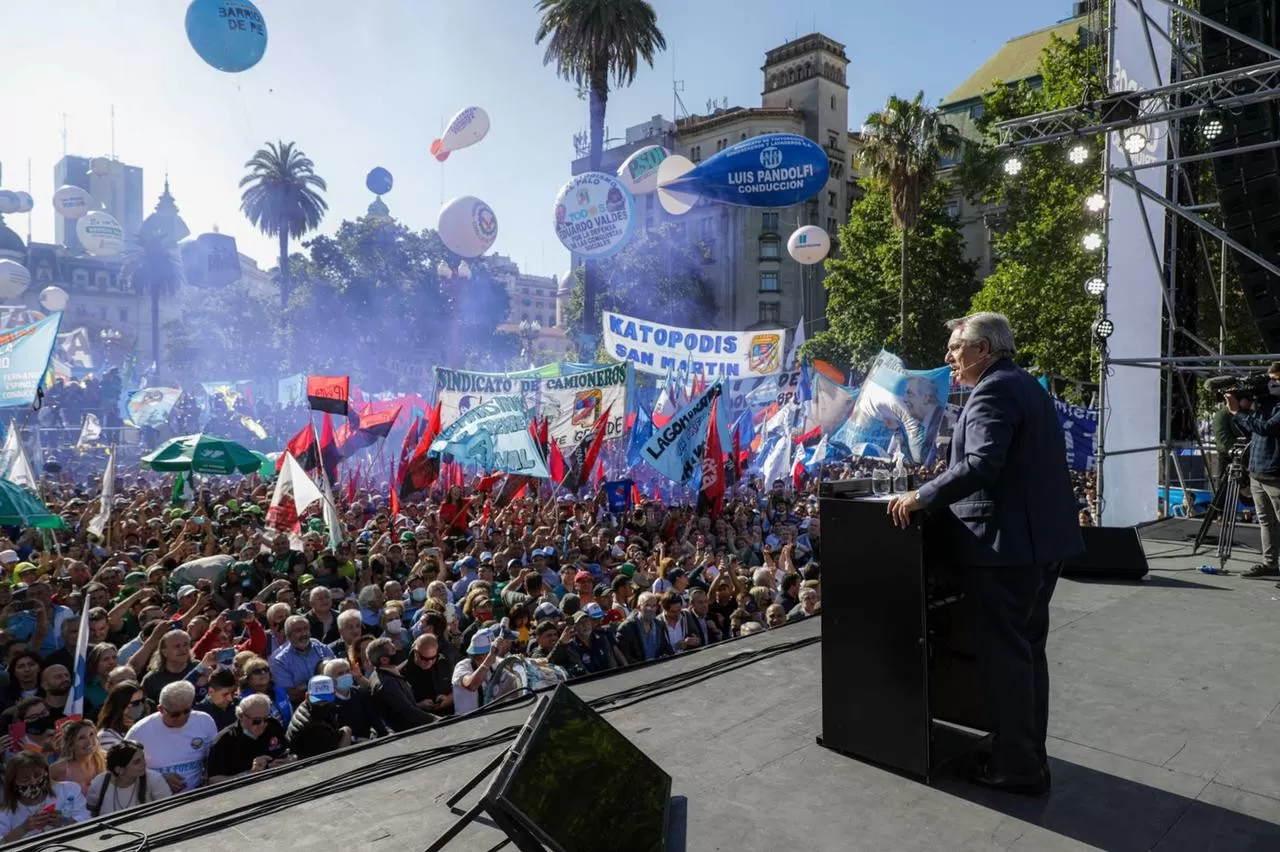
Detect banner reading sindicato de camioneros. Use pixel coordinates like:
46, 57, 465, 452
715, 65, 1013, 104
434, 363, 628, 452
602, 310, 783, 379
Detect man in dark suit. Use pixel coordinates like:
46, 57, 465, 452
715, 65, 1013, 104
889, 312, 1082, 797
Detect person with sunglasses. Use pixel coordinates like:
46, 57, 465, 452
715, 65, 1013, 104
95, 681, 148, 751
205, 693, 294, 782
123, 680, 217, 794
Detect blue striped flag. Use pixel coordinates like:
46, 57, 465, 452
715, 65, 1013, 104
67, 601, 91, 720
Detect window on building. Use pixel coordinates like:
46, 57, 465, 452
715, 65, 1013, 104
645, 194, 654, 210
700, 217, 715, 239
72, 268, 89, 288
95, 305, 107, 320
716, 138, 727, 152
760, 271, 779, 292
969, 103, 984, 120
828, 132, 839, 148
831, 95, 837, 110
521, 298, 532, 306
759, 302, 781, 323
760, 237, 780, 260
761, 212, 779, 232
117, 307, 129, 322
827, 217, 838, 235
690, 145, 702, 161
945, 199, 961, 219
828, 191, 837, 207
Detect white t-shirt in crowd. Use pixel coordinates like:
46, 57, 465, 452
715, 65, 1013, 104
124, 711, 218, 792
0, 781, 90, 838
85, 770, 173, 816
664, 616, 687, 652
452, 659, 483, 716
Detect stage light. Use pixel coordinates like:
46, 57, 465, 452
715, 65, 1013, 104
1085, 193, 1107, 213
1082, 232, 1104, 251
1122, 130, 1148, 155
1084, 276, 1107, 297
1093, 318, 1115, 340
1068, 143, 1090, 165
1003, 155, 1024, 177
1199, 106, 1225, 141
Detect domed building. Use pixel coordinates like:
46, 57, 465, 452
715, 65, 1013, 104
0, 215, 25, 261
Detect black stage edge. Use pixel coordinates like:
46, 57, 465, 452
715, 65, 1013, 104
1138, 516, 1261, 551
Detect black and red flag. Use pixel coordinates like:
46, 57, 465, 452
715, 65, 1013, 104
494, 474, 534, 509
340, 403, 402, 458
306, 375, 350, 417
277, 424, 317, 473
560, 405, 611, 493
400, 401, 444, 499
318, 413, 342, 485
697, 397, 726, 518
395, 415, 423, 486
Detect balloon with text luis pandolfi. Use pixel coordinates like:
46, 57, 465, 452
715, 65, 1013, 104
658, 133, 830, 215
0, 192, 19, 215
365, 168, 393, 196
52, 185, 95, 219
787, 225, 831, 265
39, 286, 69, 312
0, 260, 31, 299
76, 211, 126, 258
616, 145, 669, 195
553, 173, 637, 259
185, 0, 268, 73
430, 107, 491, 162
437, 196, 498, 258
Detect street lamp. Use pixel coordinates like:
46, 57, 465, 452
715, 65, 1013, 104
457, 261, 472, 280
98, 327, 123, 365
437, 260, 453, 280
518, 319, 541, 365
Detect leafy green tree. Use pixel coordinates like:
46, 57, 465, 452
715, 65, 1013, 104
534, 0, 666, 354
806, 183, 978, 371
858, 91, 960, 348
239, 141, 328, 311
167, 278, 282, 382
957, 34, 1104, 381
561, 222, 717, 345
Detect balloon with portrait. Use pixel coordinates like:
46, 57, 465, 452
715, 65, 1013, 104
437, 196, 498, 258
0, 260, 31, 299
52, 185, 95, 220
787, 225, 831, 265
185, 0, 268, 73
553, 173, 637, 259
365, 168, 393, 196
430, 107, 490, 162
39, 286, 69, 312
76, 211, 126, 257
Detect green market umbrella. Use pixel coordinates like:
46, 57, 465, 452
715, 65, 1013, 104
250, 450, 278, 478
142, 433, 261, 476
0, 480, 67, 529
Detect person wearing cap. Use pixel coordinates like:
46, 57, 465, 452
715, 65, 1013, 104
285, 675, 353, 759
206, 692, 294, 781
450, 630, 501, 716
0, 549, 19, 579
367, 637, 436, 732
552, 609, 621, 677
594, 584, 625, 627
453, 556, 480, 600
573, 570, 596, 605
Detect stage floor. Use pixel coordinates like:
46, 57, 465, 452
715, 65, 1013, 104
20, 539, 1280, 852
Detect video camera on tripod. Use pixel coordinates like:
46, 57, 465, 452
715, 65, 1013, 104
1205, 372, 1273, 405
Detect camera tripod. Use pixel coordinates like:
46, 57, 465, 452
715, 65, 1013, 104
1192, 442, 1250, 569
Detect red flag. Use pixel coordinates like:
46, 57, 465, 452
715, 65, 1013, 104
494, 474, 533, 509
345, 462, 360, 504
401, 401, 443, 498
278, 424, 317, 473
476, 472, 504, 493
562, 405, 611, 493
481, 500, 491, 528
395, 416, 422, 486
731, 418, 743, 485
342, 404, 402, 458
593, 458, 605, 489
631, 482, 642, 506
389, 466, 401, 517
306, 375, 350, 416
698, 398, 726, 517
550, 442, 567, 484
319, 413, 341, 485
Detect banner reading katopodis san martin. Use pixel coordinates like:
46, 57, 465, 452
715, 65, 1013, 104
602, 311, 783, 379
434, 363, 628, 451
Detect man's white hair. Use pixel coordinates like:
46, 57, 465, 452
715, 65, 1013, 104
337, 609, 363, 630
237, 692, 271, 718
309, 586, 331, 605
267, 602, 292, 622
946, 312, 1016, 359
159, 680, 196, 710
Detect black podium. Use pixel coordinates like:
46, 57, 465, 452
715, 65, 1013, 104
817, 493, 992, 781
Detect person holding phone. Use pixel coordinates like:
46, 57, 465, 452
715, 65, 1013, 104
0, 751, 90, 841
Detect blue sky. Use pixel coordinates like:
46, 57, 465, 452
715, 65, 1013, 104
0, 0, 1071, 280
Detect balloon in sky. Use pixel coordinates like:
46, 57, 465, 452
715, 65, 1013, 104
0, 192, 19, 215
181, 232, 242, 289
658, 133, 830, 215
430, 107, 490, 162
89, 157, 112, 177
616, 145, 669, 196
53, 185, 95, 219
365, 168, 393, 196
787, 225, 831, 265
14, 192, 33, 214
39, 286, 69, 313
76, 211, 126, 257
0, 260, 31, 299
553, 172, 637, 259
185, 0, 268, 73
437, 196, 498, 258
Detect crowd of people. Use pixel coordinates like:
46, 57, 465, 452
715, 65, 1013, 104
0, 466, 823, 841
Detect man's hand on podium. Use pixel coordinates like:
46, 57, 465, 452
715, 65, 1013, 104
887, 491, 923, 529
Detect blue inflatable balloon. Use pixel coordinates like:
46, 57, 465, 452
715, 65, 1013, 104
185, 0, 268, 73
366, 168, 394, 196
660, 133, 829, 209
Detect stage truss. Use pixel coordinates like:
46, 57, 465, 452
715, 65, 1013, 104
991, 0, 1280, 522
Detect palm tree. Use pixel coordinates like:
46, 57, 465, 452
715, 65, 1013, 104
858, 92, 959, 349
534, 0, 665, 353
125, 230, 184, 372
239, 141, 328, 310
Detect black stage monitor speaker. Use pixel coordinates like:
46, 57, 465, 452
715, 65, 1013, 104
1062, 526, 1149, 580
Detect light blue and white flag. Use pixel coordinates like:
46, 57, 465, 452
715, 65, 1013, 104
641, 381, 722, 484
67, 601, 91, 719
834, 350, 949, 465
429, 395, 549, 478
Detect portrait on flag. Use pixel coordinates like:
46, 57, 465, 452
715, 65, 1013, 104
429, 395, 550, 478
835, 351, 949, 464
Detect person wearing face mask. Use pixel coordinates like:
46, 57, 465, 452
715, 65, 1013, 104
888, 312, 1081, 798
0, 751, 90, 841
320, 659, 387, 742
1224, 361, 1280, 581
7, 697, 58, 760
615, 592, 675, 665
85, 740, 173, 816
285, 675, 352, 758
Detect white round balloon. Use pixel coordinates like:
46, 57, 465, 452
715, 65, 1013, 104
787, 225, 831, 265
53, 185, 95, 220
617, 145, 669, 195
39, 286, 68, 312
14, 192, 33, 214
0, 259, 31, 299
76, 210, 126, 257
0, 192, 20, 215
89, 157, 112, 177
553, 173, 637, 258
437, 196, 498, 258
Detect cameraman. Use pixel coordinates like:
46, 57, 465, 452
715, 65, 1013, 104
1225, 361, 1280, 580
